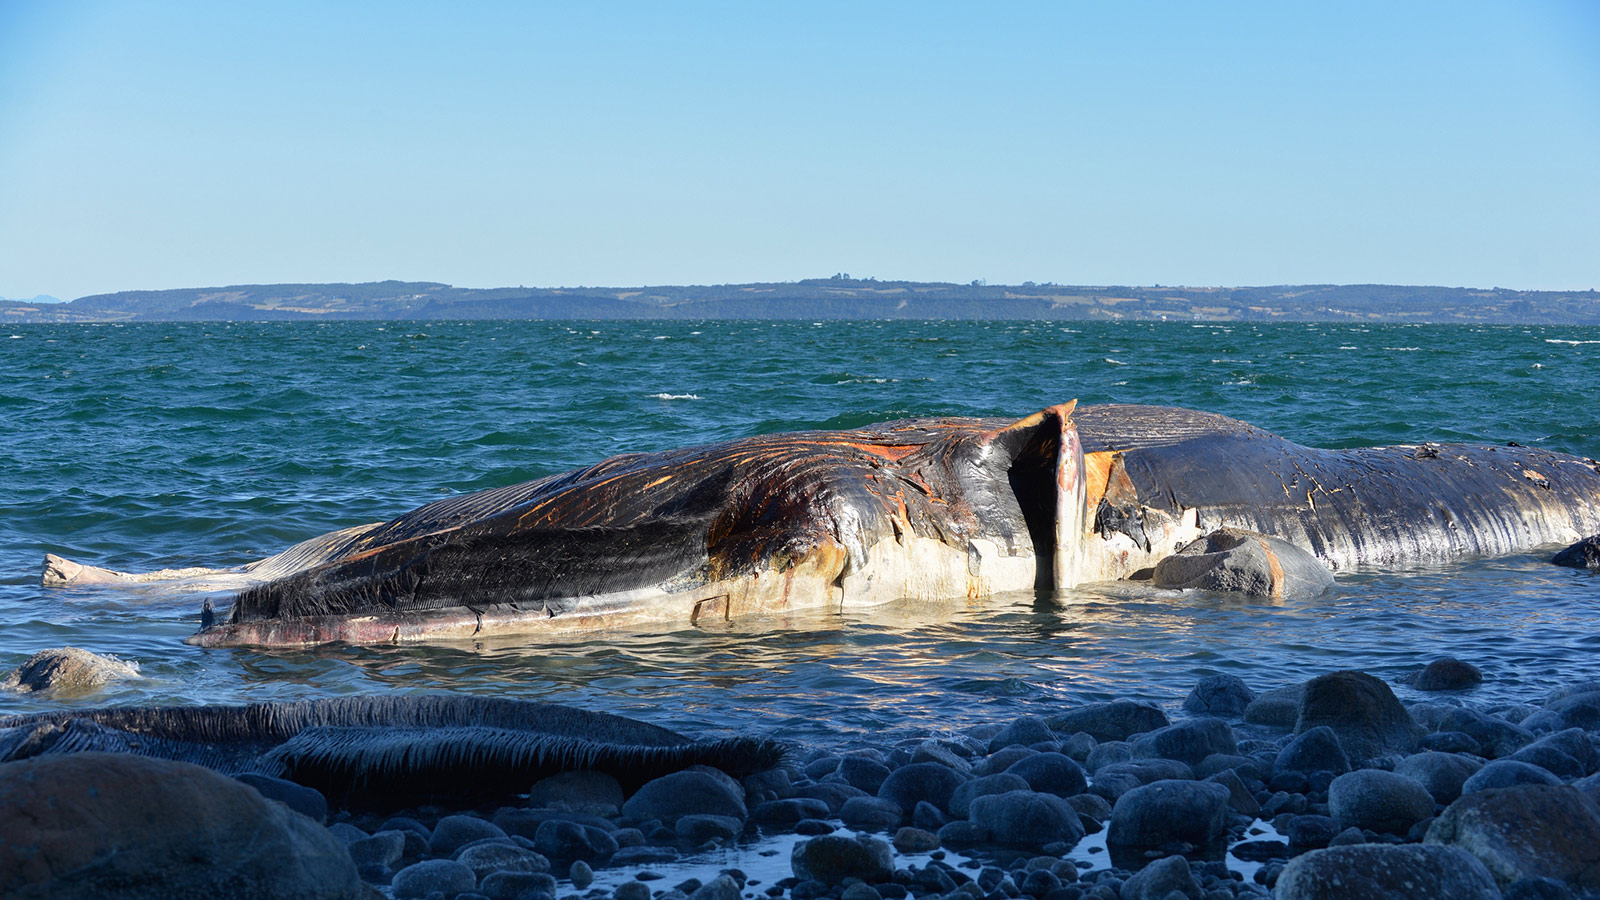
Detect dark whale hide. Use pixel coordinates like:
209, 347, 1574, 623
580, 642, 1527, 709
41, 403, 1600, 648
0, 694, 785, 807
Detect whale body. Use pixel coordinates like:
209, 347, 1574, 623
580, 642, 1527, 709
42, 403, 1600, 648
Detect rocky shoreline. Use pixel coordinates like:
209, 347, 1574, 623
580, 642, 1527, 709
6, 664, 1600, 899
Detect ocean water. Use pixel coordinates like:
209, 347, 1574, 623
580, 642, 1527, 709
2, 320, 1599, 748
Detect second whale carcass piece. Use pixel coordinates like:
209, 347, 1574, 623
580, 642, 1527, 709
45, 403, 1600, 647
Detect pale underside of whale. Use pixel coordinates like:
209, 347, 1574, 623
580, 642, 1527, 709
42, 403, 1600, 648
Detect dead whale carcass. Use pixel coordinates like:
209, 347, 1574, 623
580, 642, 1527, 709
42, 403, 1600, 648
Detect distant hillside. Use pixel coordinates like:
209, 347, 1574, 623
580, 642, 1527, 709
4, 278, 1598, 324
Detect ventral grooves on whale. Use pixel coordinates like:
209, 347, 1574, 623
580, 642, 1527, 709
41, 402, 1600, 648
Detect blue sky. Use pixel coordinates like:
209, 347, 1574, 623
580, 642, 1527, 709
1, 1, 1596, 300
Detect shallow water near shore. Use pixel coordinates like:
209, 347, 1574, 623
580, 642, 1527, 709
3, 320, 1599, 740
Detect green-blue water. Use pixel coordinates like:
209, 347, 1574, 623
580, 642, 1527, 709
3, 321, 1599, 744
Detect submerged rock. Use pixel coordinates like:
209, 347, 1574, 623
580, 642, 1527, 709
1408, 658, 1485, 692
1153, 527, 1333, 600
1046, 699, 1169, 742
0, 752, 364, 900
1552, 534, 1600, 570
621, 769, 747, 824
1274, 844, 1500, 899
1, 647, 139, 694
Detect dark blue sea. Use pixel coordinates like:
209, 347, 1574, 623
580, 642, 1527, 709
3, 320, 1599, 745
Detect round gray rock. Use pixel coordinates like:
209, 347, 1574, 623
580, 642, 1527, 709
621, 769, 747, 824
876, 762, 968, 814
1295, 670, 1423, 760
1183, 673, 1256, 717
1328, 769, 1436, 834
1046, 700, 1169, 742
1395, 751, 1484, 805
967, 790, 1085, 846
1461, 759, 1563, 795
1107, 779, 1230, 848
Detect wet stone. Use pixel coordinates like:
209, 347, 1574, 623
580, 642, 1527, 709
569, 860, 594, 889
1437, 707, 1533, 758
1107, 780, 1230, 848
1131, 718, 1237, 767
1409, 658, 1484, 692
1244, 683, 1305, 728
1421, 730, 1481, 754
614, 880, 654, 900
1184, 674, 1256, 718
753, 798, 832, 826
1462, 759, 1563, 794
1276, 725, 1352, 776
839, 757, 893, 793
1004, 752, 1088, 798
1426, 784, 1600, 893
950, 773, 1030, 817
877, 762, 969, 815
967, 790, 1085, 847
1274, 844, 1499, 900
792, 835, 895, 886
1552, 534, 1600, 570
431, 814, 508, 857
482, 871, 558, 900
392, 859, 477, 899
1327, 770, 1435, 835
796, 818, 836, 835
528, 770, 626, 812
841, 796, 904, 831
892, 827, 940, 853
988, 716, 1056, 753
1295, 671, 1423, 761
676, 814, 744, 844
347, 829, 407, 868
621, 770, 747, 824
1046, 700, 1170, 743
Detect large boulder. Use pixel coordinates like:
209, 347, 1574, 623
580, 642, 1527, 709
1046, 700, 1168, 742
1152, 528, 1333, 600
1274, 844, 1500, 899
1426, 785, 1600, 891
0, 752, 364, 900
1295, 670, 1423, 760
1, 647, 139, 694
1106, 779, 1230, 848
1552, 534, 1600, 570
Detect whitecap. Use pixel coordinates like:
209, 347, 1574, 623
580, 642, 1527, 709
1546, 339, 1600, 345
1338, 345, 1358, 350
653, 336, 668, 340
649, 393, 703, 400
1103, 358, 1126, 366
1382, 347, 1421, 351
